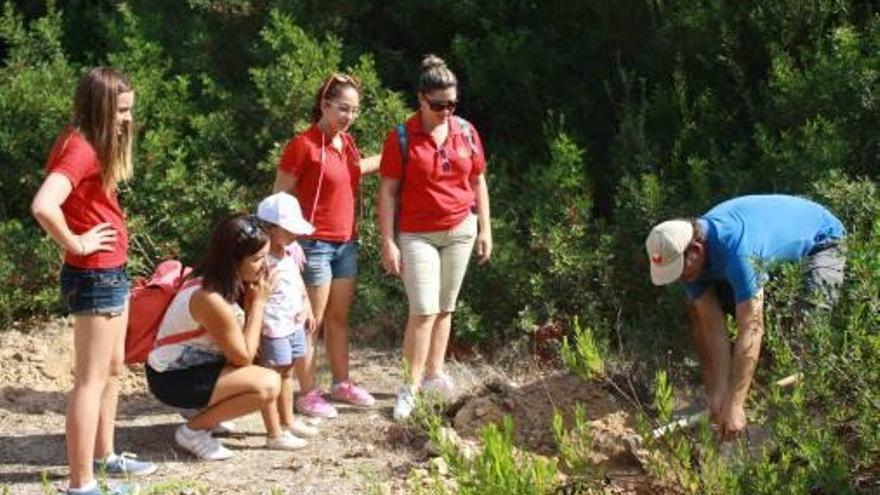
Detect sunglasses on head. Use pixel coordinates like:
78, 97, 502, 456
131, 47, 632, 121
320, 73, 361, 101
426, 98, 457, 112
238, 215, 264, 241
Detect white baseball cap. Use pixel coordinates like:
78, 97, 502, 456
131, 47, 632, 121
257, 192, 315, 236
645, 220, 693, 286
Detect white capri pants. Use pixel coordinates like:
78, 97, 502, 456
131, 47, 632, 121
398, 214, 477, 315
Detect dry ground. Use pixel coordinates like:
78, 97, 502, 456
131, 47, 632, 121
0, 319, 650, 494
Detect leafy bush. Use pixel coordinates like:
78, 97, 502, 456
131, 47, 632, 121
424, 415, 559, 495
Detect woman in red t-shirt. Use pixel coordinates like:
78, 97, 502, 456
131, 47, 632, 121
378, 55, 493, 421
31, 68, 155, 495
273, 74, 381, 418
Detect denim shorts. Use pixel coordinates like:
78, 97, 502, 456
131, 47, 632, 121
300, 239, 358, 286
259, 329, 307, 367
60, 264, 130, 316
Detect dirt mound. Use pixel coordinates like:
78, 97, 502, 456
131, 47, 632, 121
446, 373, 649, 490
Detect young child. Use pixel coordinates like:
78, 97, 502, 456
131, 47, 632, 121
256, 192, 321, 450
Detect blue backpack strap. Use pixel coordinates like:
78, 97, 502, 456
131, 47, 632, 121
455, 116, 478, 155
396, 123, 408, 167
394, 123, 408, 233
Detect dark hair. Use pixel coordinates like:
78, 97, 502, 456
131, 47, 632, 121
688, 218, 707, 244
311, 73, 361, 123
417, 54, 457, 94
197, 214, 269, 302
73, 67, 134, 187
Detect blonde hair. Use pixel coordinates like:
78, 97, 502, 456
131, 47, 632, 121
73, 67, 134, 188
417, 54, 457, 94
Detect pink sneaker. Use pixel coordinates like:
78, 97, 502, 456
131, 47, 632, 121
330, 380, 376, 407
296, 390, 338, 418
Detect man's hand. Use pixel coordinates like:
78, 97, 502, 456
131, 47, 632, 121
717, 402, 747, 441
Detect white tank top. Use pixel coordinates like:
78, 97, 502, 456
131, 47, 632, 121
147, 284, 245, 372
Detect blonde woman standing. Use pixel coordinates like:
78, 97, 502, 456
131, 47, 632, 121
31, 67, 155, 495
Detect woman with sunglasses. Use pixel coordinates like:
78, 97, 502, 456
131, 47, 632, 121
272, 73, 380, 418
377, 55, 493, 421
145, 214, 283, 460
31, 67, 155, 495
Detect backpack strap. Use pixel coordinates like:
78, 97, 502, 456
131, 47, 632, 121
394, 123, 408, 233
153, 276, 206, 349
455, 116, 478, 156
396, 123, 409, 168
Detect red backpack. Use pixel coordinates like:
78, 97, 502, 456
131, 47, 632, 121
124, 259, 205, 364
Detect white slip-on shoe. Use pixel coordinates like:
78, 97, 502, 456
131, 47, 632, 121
175, 425, 234, 461
266, 431, 308, 451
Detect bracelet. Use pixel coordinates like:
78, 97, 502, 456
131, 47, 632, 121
77, 238, 86, 256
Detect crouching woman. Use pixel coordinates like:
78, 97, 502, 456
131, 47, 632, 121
145, 214, 281, 460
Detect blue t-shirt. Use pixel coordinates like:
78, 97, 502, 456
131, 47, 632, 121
685, 195, 845, 303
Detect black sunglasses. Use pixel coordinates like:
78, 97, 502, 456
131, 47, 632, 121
426, 98, 457, 112
238, 215, 264, 241
438, 147, 451, 172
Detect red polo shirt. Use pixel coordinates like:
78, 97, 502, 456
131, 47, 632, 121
46, 129, 129, 269
380, 113, 486, 233
278, 124, 362, 242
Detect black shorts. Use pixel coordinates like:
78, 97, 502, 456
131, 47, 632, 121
146, 362, 225, 409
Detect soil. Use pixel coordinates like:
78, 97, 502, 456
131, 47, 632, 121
0, 319, 653, 494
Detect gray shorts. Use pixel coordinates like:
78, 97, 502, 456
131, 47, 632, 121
800, 243, 846, 311
712, 242, 846, 314
259, 329, 307, 367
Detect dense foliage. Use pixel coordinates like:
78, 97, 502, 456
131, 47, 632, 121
2, 1, 878, 490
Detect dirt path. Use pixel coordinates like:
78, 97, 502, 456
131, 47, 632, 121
0, 319, 651, 494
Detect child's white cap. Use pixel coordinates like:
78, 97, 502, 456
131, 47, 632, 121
257, 192, 314, 236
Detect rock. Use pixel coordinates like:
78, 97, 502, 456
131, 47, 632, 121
428, 456, 448, 476
459, 440, 479, 461
39, 364, 60, 379
423, 426, 462, 456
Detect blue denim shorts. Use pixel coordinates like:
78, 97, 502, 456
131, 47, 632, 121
300, 239, 358, 286
60, 264, 130, 316
259, 329, 307, 367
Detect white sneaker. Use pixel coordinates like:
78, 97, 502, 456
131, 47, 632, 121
178, 409, 235, 435
393, 386, 416, 422
211, 420, 236, 435
422, 372, 455, 402
290, 418, 319, 438
302, 416, 323, 426
175, 425, 234, 461
266, 431, 308, 451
